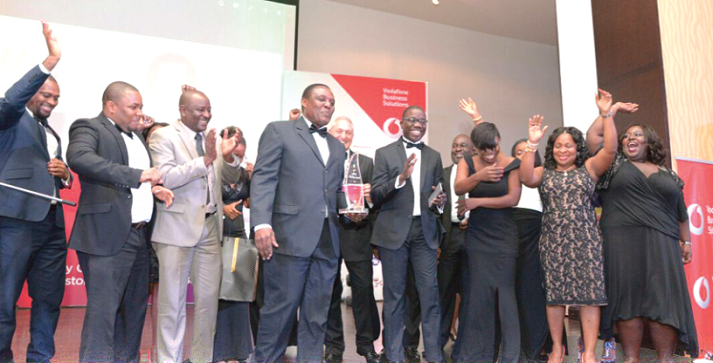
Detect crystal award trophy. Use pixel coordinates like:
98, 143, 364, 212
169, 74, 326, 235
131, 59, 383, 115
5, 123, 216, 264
340, 152, 368, 215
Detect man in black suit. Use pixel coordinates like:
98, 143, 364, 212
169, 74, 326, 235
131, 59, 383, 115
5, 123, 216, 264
323, 116, 381, 363
67, 81, 172, 362
250, 84, 357, 363
437, 134, 472, 349
370, 106, 446, 363
0, 21, 71, 363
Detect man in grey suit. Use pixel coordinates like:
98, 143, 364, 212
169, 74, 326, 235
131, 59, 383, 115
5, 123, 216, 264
370, 106, 446, 363
148, 89, 241, 363
323, 116, 381, 363
251, 84, 353, 363
67, 81, 172, 362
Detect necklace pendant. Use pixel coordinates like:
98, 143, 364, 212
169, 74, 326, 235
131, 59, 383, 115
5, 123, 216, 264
564, 171, 568, 177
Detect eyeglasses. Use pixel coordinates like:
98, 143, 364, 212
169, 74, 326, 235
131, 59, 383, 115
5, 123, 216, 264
403, 117, 428, 125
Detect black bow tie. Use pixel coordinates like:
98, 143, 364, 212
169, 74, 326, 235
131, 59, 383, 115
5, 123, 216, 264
309, 124, 328, 138
115, 123, 133, 139
34, 115, 48, 128
405, 141, 424, 150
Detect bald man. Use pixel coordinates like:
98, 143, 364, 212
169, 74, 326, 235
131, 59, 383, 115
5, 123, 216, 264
149, 89, 241, 363
67, 81, 170, 362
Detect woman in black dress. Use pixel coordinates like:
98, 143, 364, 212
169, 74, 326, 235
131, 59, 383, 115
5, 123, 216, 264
452, 122, 522, 363
212, 127, 254, 363
587, 119, 698, 362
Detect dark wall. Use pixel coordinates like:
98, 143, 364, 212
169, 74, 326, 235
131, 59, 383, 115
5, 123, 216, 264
592, 0, 671, 166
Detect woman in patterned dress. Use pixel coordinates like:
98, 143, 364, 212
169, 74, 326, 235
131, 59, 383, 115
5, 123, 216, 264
519, 89, 617, 363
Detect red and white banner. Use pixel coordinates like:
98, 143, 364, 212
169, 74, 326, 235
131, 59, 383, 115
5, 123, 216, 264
281, 71, 428, 159
677, 157, 713, 355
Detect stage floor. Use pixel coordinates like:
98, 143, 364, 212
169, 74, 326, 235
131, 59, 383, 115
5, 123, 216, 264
9, 304, 692, 362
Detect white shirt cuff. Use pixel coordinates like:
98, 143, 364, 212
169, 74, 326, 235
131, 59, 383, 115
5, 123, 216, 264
395, 177, 406, 189
254, 223, 272, 231
38, 63, 50, 74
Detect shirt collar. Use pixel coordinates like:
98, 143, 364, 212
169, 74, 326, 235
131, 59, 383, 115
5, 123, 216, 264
402, 136, 423, 145
303, 115, 326, 131
178, 119, 202, 140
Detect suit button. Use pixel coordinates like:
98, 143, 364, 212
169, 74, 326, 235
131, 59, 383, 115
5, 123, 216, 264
127, 195, 132, 199
324, 189, 328, 193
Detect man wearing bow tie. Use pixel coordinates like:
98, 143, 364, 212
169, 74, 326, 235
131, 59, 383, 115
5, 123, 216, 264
250, 84, 348, 363
370, 106, 447, 363
0, 20, 72, 363
67, 81, 172, 362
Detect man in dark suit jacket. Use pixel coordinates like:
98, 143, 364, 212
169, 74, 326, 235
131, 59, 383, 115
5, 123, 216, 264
323, 116, 381, 363
250, 84, 353, 363
67, 81, 171, 363
437, 134, 472, 349
0, 21, 72, 363
370, 106, 446, 363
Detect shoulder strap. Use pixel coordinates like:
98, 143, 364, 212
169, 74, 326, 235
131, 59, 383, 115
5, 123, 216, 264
463, 153, 476, 175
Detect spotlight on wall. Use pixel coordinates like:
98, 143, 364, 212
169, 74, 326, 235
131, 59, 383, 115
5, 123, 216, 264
432, 0, 440, 5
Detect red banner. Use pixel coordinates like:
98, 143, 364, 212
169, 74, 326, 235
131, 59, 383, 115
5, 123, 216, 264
677, 157, 713, 355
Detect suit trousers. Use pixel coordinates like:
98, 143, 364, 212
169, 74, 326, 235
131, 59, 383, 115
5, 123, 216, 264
325, 259, 380, 356
154, 215, 221, 363
0, 207, 67, 363
437, 225, 466, 349
77, 226, 149, 363
253, 219, 338, 363
379, 219, 442, 363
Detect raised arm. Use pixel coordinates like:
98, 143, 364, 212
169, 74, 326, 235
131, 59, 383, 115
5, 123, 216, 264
520, 115, 546, 188
458, 97, 484, 125
585, 89, 617, 180
149, 127, 208, 189
586, 101, 639, 153
0, 20, 59, 130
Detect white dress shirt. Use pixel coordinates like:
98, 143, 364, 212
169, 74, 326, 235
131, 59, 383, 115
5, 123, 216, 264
395, 137, 423, 217
107, 118, 153, 223
449, 164, 470, 223
303, 117, 330, 218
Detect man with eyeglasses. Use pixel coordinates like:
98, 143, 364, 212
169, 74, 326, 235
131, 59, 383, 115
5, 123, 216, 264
370, 106, 446, 363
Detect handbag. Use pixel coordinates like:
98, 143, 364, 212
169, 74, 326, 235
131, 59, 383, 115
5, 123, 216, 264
219, 236, 259, 302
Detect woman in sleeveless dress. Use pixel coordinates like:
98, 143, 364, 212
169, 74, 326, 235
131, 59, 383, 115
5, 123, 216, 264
586, 116, 698, 362
452, 122, 522, 363
519, 89, 617, 363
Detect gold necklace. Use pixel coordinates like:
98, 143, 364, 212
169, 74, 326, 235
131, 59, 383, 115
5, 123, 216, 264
556, 164, 577, 176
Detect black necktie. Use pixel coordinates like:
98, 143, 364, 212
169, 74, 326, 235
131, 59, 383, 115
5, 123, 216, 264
114, 123, 133, 139
195, 133, 205, 156
406, 141, 424, 150
309, 124, 328, 138
195, 133, 210, 204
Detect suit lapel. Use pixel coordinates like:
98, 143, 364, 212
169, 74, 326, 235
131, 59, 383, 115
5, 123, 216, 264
295, 117, 325, 166
174, 120, 199, 160
419, 146, 431, 193
443, 165, 453, 196
98, 114, 129, 165
32, 119, 50, 160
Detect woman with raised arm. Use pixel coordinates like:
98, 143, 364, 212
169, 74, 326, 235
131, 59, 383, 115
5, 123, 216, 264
519, 90, 617, 363
452, 122, 522, 363
587, 110, 699, 362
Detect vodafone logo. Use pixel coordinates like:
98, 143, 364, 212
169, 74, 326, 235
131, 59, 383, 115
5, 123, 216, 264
694, 276, 710, 309
382, 117, 402, 139
688, 203, 705, 236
